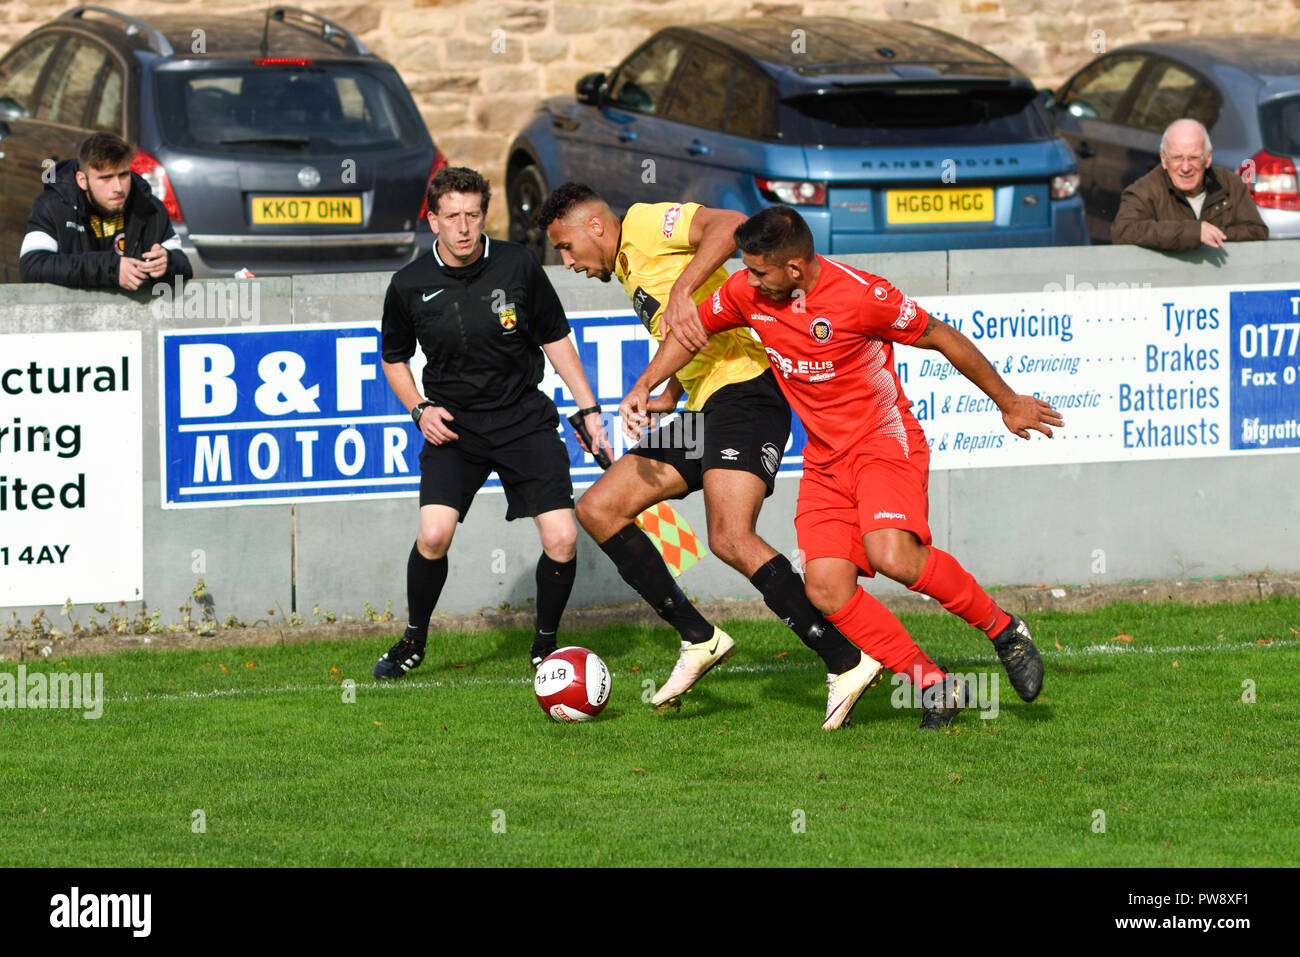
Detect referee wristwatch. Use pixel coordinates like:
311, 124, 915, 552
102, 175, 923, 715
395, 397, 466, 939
411, 401, 435, 424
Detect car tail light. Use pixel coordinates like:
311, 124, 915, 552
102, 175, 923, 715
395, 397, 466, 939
1243, 149, 1299, 211
252, 58, 315, 66
755, 177, 827, 206
1050, 172, 1080, 199
417, 148, 450, 219
130, 148, 184, 222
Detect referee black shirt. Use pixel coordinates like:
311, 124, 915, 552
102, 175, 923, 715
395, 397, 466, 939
382, 235, 571, 433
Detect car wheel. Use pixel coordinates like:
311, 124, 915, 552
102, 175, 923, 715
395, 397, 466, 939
508, 164, 557, 265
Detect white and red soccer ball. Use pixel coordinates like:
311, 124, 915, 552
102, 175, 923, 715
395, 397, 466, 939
534, 647, 611, 722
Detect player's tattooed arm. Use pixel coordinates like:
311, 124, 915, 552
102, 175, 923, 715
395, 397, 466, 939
910, 317, 1064, 440
664, 206, 748, 352
620, 334, 698, 440
542, 336, 612, 457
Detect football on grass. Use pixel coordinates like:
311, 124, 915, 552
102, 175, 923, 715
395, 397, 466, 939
534, 647, 611, 722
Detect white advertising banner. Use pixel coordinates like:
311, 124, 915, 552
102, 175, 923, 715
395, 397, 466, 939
900, 281, 1300, 469
0, 331, 143, 605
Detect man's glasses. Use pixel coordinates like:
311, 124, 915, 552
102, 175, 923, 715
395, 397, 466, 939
1164, 154, 1207, 165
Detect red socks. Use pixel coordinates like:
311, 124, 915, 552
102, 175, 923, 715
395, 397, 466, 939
827, 587, 944, 688
910, 547, 1011, 638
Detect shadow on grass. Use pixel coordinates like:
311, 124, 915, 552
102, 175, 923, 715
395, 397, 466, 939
648, 687, 751, 721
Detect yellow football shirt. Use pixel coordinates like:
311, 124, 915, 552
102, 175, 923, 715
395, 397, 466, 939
615, 202, 769, 411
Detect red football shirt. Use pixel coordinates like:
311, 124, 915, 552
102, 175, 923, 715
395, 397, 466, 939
700, 256, 929, 468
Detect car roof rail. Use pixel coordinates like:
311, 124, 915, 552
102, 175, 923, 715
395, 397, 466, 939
262, 6, 372, 57
60, 5, 175, 56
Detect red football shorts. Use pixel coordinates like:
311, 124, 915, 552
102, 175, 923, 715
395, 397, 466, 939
795, 425, 931, 577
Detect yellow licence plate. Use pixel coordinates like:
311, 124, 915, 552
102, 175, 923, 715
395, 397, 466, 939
886, 188, 994, 224
250, 195, 362, 225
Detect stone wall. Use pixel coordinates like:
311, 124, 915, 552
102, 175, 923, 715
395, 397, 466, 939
4, 1, 1297, 231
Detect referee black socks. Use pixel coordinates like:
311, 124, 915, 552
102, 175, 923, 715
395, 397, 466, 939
750, 554, 860, 674
406, 543, 449, 638
535, 553, 577, 641
599, 523, 713, 644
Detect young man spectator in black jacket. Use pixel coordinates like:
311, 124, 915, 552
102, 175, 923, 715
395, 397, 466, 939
18, 132, 192, 289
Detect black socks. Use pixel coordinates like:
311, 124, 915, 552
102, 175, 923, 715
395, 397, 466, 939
598, 524, 713, 644
535, 552, 577, 646
750, 554, 860, 674
406, 543, 449, 640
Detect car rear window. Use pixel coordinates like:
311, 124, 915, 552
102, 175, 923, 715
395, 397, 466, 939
782, 84, 1053, 146
153, 66, 423, 155
1259, 94, 1300, 157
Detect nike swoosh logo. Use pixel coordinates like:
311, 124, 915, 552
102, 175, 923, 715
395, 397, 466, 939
423, 290, 444, 301
707, 636, 720, 655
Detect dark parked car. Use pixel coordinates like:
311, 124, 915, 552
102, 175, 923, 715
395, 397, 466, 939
506, 17, 1086, 264
0, 5, 444, 280
1047, 34, 1300, 243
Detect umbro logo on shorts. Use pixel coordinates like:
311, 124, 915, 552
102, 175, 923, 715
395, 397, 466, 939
721, 447, 739, 459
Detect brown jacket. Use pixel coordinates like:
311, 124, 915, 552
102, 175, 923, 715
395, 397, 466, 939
1112, 164, 1268, 250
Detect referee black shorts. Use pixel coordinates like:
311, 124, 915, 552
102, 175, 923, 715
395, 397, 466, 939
627, 367, 790, 498
418, 393, 574, 522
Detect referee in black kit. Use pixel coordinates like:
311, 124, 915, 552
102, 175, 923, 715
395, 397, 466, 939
375, 167, 611, 678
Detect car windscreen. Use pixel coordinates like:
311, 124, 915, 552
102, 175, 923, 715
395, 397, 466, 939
153, 66, 423, 155
781, 84, 1053, 146
1259, 94, 1300, 157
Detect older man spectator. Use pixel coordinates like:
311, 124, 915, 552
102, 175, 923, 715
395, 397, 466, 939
1112, 118, 1268, 250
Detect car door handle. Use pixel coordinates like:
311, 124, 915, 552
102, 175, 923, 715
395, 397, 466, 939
1076, 140, 1096, 158
617, 130, 637, 143
686, 139, 710, 157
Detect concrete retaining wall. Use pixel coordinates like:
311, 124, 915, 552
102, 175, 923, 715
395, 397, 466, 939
1, 239, 1296, 629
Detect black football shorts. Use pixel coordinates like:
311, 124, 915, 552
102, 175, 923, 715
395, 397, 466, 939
418, 393, 574, 521
628, 368, 791, 498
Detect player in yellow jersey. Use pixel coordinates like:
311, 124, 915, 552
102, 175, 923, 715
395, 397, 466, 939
537, 184, 882, 728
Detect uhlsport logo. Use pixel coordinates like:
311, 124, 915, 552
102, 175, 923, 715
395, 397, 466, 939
0, 666, 104, 719
809, 317, 833, 343
50, 887, 151, 937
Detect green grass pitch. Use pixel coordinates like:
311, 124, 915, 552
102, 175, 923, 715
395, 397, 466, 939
1, 596, 1296, 867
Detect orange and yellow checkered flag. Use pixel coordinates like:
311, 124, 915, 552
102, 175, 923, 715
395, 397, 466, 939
568, 411, 706, 578
635, 501, 705, 578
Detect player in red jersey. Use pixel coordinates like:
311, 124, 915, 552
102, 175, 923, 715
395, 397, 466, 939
621, 206, 1061, 728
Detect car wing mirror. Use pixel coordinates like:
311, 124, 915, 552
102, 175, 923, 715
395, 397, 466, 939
576, 72, 606, 106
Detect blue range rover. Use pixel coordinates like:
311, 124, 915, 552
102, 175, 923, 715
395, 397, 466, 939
506, 17, 1087, 262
